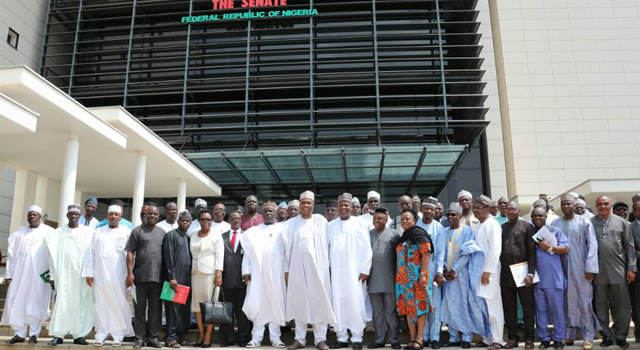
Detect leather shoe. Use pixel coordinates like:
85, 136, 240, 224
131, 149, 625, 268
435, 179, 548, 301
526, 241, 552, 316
74, 337, 89, 345
48, 337, 64, 346
288, 340, 306, 350
442, 343, 460, 348
317, 341, 330, 350
462, 342, 472, 349
353, 343, 363, 350
221, 341, 235, 347
6, 336, 25, 344
503, 340, 518, 349
525, 341, 534, 350
147, 339, 162, 348
600, 338, 614, 348
369, 343, 386, 349
133, 339, 145, 349
430, 341, 440, 349
540, 341, 551, 349
475, 343, 488, 348
29, 336, 38, 344
553, 341, 564, 349
614, 340, 629, 349
392, 344, 401, 350
332, 342, 349, 349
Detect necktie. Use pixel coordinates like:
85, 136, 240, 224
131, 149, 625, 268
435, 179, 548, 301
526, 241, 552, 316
231, 231, 237, 251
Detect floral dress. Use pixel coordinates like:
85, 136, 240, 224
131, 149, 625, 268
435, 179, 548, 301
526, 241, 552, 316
395, 241, 432, 323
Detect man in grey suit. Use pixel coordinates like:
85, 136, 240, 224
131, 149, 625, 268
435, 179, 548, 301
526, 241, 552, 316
368, 208, 401, 349
629, 200, 640, 342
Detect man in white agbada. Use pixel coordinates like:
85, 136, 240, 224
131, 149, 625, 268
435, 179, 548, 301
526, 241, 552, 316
471, 196, 505, 349
327, 193, 372, 349
45, 204, 95, 346
241, 202, 287, 348
83, 205, 134, 347
1, 205, 53, 344
282, 191, 336, 350
360, 191, 390, 229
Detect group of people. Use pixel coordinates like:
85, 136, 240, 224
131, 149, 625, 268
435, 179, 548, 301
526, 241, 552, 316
1, 189, 639, 350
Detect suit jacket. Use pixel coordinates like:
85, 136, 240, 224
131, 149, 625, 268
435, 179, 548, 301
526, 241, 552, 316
632, 220, 640, 261
221, 229, 245, 289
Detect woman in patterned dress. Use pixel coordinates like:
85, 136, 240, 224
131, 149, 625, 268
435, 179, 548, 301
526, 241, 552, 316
395, 209, 433, 350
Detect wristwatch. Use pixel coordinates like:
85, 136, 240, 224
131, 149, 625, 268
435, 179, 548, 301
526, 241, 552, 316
547, 246, 554, 253
527, 273, 535, 278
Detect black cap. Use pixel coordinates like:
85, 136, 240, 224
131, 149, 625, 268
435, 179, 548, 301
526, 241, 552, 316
326, 200, 338, 208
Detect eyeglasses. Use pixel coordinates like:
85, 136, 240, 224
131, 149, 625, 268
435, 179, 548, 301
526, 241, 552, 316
200, 218, 212, 222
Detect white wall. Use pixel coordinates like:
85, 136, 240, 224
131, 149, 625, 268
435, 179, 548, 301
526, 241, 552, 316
0, 0, 48, 70
491, 0, 640, 203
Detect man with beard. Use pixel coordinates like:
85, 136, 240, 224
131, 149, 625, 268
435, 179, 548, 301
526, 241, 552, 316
1, 205, 53, 344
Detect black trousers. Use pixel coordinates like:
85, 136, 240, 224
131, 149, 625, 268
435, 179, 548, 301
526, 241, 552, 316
219, 287, 252, 344
501, 285, 535, 341
164, 296, 191, 344
134, 282, 163, 341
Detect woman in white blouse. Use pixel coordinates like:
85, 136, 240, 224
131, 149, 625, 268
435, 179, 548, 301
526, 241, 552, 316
190, 210, 224, 347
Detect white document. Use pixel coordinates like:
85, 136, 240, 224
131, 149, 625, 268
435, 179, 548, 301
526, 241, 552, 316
509, 262, 540, 287
532, 226, 557, 247
129, 284, 137, 304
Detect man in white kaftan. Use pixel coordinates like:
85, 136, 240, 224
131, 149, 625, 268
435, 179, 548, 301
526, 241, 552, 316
241, 202, 287, 348
327, 193, 372, 349
1, 205, 53, 344
83, 205, 134, 346
45, 204, 95, 346
472, 196, 505, 349
282, 191, 336, 350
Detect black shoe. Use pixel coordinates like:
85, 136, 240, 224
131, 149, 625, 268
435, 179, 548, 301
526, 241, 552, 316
29, 336, 38, 344
354, 343, 363, 350
48, 337, 64, 346
147, 339, 162, 348
133, 339, 145, 349
430, 341, 440, 350
614, 340, 629, 349
238, 341, 248, 347
442, 343, 460, 348
540, 341, 551, 349
462, 343, 472, 349
475, 343, 488, 348
74, 337, 89, 345
369, 343, 386, 349
392, 344, 401, 350
332, 342, 350, 349
221, 341, 236, 347
6, 336, 25, 344
600, 338, 614, 348
553, 342, 564, 349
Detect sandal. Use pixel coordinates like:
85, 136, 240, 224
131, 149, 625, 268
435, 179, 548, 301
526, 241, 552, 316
412, 342, 423, 350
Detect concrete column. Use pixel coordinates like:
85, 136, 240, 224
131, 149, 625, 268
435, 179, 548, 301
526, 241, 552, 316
177, 180, 187, 213
58, 134, 80, 227
132, 152, 146, 226
9, 168, 27, 233
34, 174, 48, 213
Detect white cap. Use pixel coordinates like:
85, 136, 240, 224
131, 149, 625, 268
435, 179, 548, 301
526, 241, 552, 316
194, 198, 207, 208
367, 191, 380, 200
458, 190, 472, 200
288, 200, 300, 208
352, 196, 361, 206
300, 191, 315, 201
108, 205, 123, 214
27, 205, 42, 215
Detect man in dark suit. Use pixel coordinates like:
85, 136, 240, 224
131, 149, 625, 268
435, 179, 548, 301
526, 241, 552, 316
220, 211, 252, 347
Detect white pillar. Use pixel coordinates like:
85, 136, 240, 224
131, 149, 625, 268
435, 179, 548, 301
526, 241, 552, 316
58, 134, 79, 227
132, 153, 146, 226
34, 174, 48, 212
9, 168, 27, 233
177, 180, 187, 213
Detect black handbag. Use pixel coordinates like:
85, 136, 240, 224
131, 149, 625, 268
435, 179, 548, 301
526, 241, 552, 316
199, 286, 233, 325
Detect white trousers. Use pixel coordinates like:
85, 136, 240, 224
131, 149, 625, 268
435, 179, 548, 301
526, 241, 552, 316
337, 328, 364, 343
95, 329, 125, 342
13, 320, 42, 338
294, 321, 328, 345
482, 294, 506, 346
251, 322, 282, 342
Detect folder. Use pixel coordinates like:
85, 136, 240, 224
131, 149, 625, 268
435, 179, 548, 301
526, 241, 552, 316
160, 281, 190, 304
